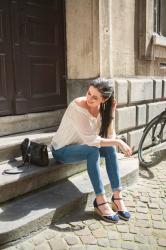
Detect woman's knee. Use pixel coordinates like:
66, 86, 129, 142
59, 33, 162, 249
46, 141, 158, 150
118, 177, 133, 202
100, 146, 117, 157
86, 145, 99, 157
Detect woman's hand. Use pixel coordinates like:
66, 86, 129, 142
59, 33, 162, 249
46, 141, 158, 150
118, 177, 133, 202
117, 139, 132, 157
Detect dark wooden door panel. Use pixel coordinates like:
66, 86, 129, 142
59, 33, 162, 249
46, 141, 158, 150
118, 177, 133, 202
13, 0, 67, 114
0, 1, 14, 116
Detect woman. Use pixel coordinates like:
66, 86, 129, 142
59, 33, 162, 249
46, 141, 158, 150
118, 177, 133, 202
51, 78, 132, 223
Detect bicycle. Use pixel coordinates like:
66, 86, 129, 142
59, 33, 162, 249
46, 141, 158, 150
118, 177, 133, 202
138, 108, 166, 167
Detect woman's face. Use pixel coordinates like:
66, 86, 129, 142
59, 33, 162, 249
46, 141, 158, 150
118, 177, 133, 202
86, 86, 106, 108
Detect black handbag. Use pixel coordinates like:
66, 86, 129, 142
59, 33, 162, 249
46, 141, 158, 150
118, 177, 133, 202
21, 138, 49, 167
3, 138, 49, 175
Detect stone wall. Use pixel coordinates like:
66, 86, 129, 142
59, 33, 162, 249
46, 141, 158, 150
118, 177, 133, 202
65, 0, 99, 79
115, 78, 166, 151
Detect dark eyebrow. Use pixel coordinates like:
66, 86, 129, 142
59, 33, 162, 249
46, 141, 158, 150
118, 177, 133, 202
88, 90, 99, 98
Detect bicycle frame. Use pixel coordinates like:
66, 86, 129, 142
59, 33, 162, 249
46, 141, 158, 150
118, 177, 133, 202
151, 109, 166, 144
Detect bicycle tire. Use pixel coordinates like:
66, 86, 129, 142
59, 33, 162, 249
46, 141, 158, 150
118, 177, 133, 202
138, 116, 165, 168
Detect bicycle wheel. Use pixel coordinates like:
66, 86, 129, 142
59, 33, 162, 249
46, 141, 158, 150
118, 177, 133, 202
138, 116, 165, 167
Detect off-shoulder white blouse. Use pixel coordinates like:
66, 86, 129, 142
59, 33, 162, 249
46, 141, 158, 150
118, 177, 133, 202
51, 99, 116, 150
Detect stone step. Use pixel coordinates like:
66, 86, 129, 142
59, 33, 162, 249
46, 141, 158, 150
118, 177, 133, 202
0, 109, 65, 136
0, 128, 56, 163
0, 154, 87, 204
0, 156, 139, 246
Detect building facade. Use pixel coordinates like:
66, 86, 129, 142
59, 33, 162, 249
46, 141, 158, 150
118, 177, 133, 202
0, 0, 166, 151
66, 0, 166, 151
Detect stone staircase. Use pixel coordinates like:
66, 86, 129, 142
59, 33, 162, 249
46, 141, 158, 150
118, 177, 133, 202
0, 115, 139, 247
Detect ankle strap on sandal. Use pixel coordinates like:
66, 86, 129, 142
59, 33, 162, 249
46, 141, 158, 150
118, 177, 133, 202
97, 201, 108, 206
112, 196, 122, 201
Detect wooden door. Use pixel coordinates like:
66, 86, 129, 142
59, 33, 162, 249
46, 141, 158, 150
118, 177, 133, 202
0, 1, 15, 116
11, 0, 67, 114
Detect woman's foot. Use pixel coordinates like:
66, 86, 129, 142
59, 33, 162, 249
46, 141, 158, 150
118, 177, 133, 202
111, 193, 131, 221
93, 196, 119, 223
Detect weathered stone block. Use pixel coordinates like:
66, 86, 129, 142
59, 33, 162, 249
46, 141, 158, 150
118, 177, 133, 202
147, 101, 166, 122
154, 79, 162, 99
163, 79, 166, 98
128, 128, 144, 151
128, 79, 153, 103
115, 106, 136, 131
115, 79, 128, 105
136, 104, 146, 126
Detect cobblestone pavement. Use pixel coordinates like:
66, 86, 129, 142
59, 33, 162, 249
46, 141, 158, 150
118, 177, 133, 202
4, 157, 166, 250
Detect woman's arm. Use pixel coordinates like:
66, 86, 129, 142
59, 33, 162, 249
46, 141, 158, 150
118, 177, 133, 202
100, 138, 132, 157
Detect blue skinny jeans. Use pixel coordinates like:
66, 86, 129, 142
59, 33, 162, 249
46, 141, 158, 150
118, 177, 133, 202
52, 144, 122, 196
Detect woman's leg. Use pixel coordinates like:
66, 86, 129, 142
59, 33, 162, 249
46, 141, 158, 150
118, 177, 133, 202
100, 146, 122, 192
100, 146, 128, 212
52, 144, 119, 218
52, 144, 105, 196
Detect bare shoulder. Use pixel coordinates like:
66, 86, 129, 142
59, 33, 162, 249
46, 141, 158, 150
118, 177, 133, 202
75, 97, 88, 109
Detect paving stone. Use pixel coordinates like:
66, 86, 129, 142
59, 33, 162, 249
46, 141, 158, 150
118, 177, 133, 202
135, 234, 148, 244
135, 213, 149, 220
121, 233, 134, 241
69, 246, 86, 250
150, 209, 162, 215
139, 228, 152, 236
86, 245, 100, 250
148, 202, 159, 209
159, 201, 166, 209
64, 235, 80, 245
125, 200, 135, 207
121, 241, 136, 249
35, 242, 51, 250
129, 225, 138, 234
136, 207, 149, 213
117, 225, 129, 233
151, 214, 162, 221
134, 220, 151, 228
104, 224, 117, 231
127, 207, 135, 212
158, 238, 166, 247
89, 222, 102, 230
107, 231, 120, 240
97, 238, 110, 247
44, 230, 60, 240
80, 235, 97, 245
148, 236, 157, 245
109, 240, 121, 248
48, 238, 69, 250
140, 196, 149, 203
91, 228, 107, 238
137, 245, 154, 250
153, 229, 166, 238
75, 228, 91, 236
137, 201, 148, 207
82, 219, 96, 226
153, 221, 166, 229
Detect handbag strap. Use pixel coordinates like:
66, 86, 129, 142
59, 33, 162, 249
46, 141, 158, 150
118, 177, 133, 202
20, 138, 31, 167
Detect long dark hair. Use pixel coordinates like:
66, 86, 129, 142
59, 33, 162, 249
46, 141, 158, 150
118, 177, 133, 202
89, 78, 114, 138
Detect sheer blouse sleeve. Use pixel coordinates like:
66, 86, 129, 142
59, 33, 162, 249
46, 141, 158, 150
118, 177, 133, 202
68, 103, 101, 148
